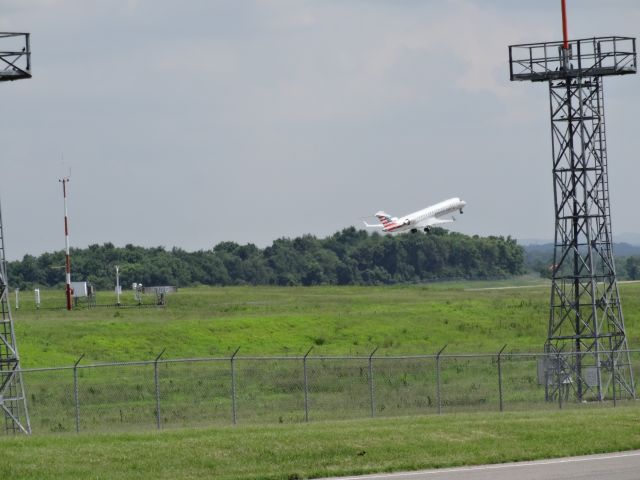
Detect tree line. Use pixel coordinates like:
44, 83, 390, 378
7, 228, 525, 289
523, 243, 640, 280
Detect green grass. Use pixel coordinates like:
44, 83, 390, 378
5, 281, 640, 478
1, 407, 639, 479
6, 278, 597, 367
11, 280, 640, 434
12, 279, 640, 368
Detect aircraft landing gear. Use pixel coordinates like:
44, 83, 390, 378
424, 226, 432, 233
410, 228, 418, 233
460, 209, 464, 214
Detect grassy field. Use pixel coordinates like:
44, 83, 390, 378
8, 278, 639, 435
4, 280, 640, 478
10, 278, 640, 368
1, 407, 639, 479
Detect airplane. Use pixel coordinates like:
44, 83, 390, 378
363, 197, 467, 234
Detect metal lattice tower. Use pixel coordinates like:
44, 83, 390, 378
509, 9, 636, 401
0, 32, 31, 434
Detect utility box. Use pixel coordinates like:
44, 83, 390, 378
71, 281, 88, 298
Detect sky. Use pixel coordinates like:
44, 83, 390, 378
1, 0, 640, 259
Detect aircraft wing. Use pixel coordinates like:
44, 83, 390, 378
417, 217, 455, 228
432, 218, 454, 225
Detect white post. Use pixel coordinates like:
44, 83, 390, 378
34, 288, 40, 309
115, 265, 121, 306
14, 288, 19, 309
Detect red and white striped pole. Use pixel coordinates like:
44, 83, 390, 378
561, 0, 569, 50
559, 0, 571, 70
60, 177, 72, 310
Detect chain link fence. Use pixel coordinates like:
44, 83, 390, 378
13, 349, 640, 434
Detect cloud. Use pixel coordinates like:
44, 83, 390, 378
0, 0, 637, 258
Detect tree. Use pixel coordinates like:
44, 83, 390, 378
626, 256, 640, 280
7, 230, 526, 288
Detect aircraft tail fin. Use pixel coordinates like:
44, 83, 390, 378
375, 211, 396, 228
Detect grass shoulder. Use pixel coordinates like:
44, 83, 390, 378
1, 407, 639, 479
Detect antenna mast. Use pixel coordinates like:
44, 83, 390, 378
561, 0, 569, 50
60, 176, 72, 311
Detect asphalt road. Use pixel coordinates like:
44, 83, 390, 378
320, 451, 640, 480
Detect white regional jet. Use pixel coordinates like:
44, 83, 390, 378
363, 198, 467, 234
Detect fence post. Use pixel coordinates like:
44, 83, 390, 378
303, 346, 313, 422
230, 347, 240, 425
497, 344, 507, 412
436, 344, 447, 414
612, 356, 617, 407
556, 353, 563, 410
73, 353, 84, 433
368, 346, 379, 418
154, 348, 166, 430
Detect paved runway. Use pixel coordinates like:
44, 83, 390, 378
320, 450, 640, 480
